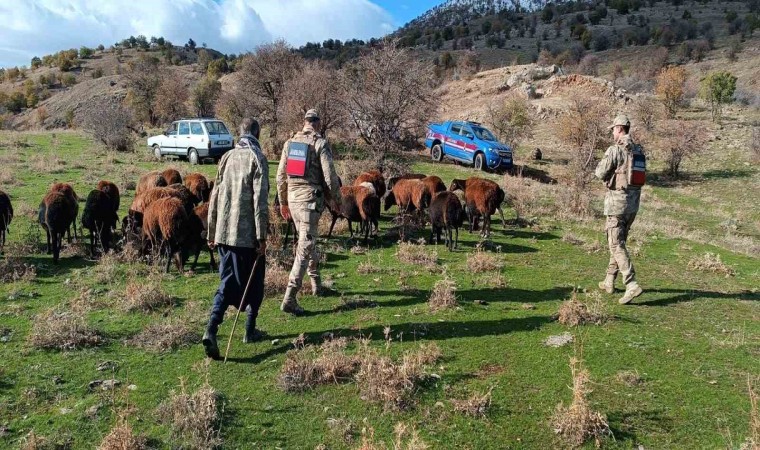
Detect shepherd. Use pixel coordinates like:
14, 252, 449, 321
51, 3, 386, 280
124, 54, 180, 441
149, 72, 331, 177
202, 118, 269, 360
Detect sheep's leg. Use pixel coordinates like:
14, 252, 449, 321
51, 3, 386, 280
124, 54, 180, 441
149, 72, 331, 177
498, 207, 506, 229
191, 247, 201, 271
363, 219, 370, 245
45, 229, 52, 254
327, 215, 339, 238
454, 226, 459, 250
164, 243, 172, 273
52, 232, 60, 263
174, 246, 184, 274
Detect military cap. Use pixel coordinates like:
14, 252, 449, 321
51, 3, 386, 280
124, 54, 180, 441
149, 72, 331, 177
608, 114, 631, 129
304, 109, 320, 120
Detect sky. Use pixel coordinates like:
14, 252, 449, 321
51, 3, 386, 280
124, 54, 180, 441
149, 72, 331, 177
0, 0, 444, 68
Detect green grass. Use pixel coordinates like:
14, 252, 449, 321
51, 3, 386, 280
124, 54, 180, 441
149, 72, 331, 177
0, 131, 758, 449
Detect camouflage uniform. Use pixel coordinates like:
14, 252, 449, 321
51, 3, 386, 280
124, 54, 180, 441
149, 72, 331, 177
276, 111, 341, 313
595, 115, 643, 304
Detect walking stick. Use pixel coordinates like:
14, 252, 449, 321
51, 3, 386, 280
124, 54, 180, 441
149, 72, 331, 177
223, 253, 263, 363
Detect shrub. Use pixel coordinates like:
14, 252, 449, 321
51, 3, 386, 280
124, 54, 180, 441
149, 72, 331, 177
751, 126, 760, 162
191, 75, 221, 118
396, 241, 438, 268
28, 308, 104, 350
97, 419, 147, 450
428, 277, 458, 312
91, 68, 104, 79
687, 252, 735, 277
127, 319, 201, 352
576, 54, 599, 76
656, 120, 708, 177
486, 93, 535, 152
451, 388, 494, 418
633, 96, 662, 132
80, 101, 135, 151
466, 250, 504, 273
655, 66, 687, 118
157, 379, 222, 449
699, 71, 737, 123
277, 338, 361, 392
35, 106, 49, 127
121, 276, 174, 312
154, 75, 188, 124
557, 291, 609, 326
551, 357, 612, 448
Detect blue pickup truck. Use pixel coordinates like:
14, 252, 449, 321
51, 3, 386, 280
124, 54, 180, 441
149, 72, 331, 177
424, 121, 513, 171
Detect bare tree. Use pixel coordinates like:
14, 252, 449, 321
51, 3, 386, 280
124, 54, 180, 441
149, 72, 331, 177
124, 55, 162, 125
282, 60, 346, 138
657, 120, 708, 178
80, 101, 135, 152
236, 40, 304, 139
486, 93, 535, 154
340, 40, 435, 153
155, 75, 188, 124
555, 95, 612, 214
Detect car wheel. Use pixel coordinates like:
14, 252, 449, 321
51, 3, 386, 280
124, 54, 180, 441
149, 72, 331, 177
153, 145, 162, 160
474, 153, 486, 171
189, 148, 199, 165
431, 144, 443, 162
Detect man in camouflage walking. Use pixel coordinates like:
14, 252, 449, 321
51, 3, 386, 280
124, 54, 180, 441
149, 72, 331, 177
595, 114, 644, 305
202, 118, 269, 359
276, 109, 341, 315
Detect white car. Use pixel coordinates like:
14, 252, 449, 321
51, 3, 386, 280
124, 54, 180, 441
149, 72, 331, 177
147, 118, 234, 165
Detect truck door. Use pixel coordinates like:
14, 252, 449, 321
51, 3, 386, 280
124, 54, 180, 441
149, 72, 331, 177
459, 124, 477, 160
445, 123, 465, 161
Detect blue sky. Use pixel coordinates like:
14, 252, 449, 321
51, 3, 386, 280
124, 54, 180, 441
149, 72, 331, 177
377, 0, 443, 26
0, 0, 446, 68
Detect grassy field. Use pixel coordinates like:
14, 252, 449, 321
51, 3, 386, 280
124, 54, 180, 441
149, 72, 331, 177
0, 129, 758, 449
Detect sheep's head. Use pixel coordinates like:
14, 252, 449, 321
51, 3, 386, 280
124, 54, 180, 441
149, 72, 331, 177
449, 179, 466, 192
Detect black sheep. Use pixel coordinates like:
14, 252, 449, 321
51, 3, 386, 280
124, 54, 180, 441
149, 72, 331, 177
39, 192, 77, 263
0, 190, 12, 252
429, 191, 465, 251
82, 189, 118, 256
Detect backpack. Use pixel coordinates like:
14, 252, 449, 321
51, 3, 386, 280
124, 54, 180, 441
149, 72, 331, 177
611, 140, 646, 189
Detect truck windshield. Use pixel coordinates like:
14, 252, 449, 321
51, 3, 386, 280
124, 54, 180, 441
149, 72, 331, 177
472, 126, 497, 142
205, 121, 229, 135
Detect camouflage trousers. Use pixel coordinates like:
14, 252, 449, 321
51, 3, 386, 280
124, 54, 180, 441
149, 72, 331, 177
605, 213, 637, 285
286, 203, 320, 294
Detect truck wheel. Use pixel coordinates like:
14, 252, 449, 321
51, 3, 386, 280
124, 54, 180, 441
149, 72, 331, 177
431, 144, 443, 162
189, 148, 200, 165
474, 153, 486, 171
153, 145, 162, 161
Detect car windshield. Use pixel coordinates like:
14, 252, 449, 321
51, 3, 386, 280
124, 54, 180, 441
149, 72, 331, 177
205, 121, 229, 135
472, 126, 497, 141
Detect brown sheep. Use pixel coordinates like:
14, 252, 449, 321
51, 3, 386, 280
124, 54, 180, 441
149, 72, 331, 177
124, 185, 195, 240
135, 171, 168, 196
421, 175, 446, 198
38, 192, 77, 263
188, 203, 217, 271
327, 185, 380, 244
384, 179, 431, 213
161, 168, 183, 185
0, 190, 12, 252
354, 170, 386, 199
50, 182, 79, 242
82, 189, 118, 255
96, 180, 120, 214
184, 172, 211, 204
449, 177, 506, 237
142, 197, 198, 273
429, 191, 465, 251
387, 173, 425, 191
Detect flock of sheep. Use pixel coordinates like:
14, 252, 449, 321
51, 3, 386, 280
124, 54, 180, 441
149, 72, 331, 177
0, 167, 507, 272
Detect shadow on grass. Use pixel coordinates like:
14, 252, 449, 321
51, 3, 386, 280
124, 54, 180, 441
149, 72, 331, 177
639, 289, 758, 307
228, 314, 552, 365
607, 408, 674, 444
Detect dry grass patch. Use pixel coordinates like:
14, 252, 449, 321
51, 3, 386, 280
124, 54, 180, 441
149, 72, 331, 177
29, 153, 66, 174
157, 379, 222, 449
264, 263, 290, 297
466, 250, 504, 273
551, 357, 612, 448
121, 275, 174, 312
742, 376, 760, 450
0, 250, 36, 283
356, 342, 442, 411
127, 319, 201, 353
687, 252, 736, 277
557, 291, 609, 326
396, 241, 438, 269
334, 295, 379, 312
278, 338, 362, 392
97, 419, 147, 450
451, 387, 494, 418
358, 422, 429, 450
0, 167, 21, 185
428, 278, 458, 312
616, 370, 643, 387
28, 308, 104, 350
92, 251, 121, 284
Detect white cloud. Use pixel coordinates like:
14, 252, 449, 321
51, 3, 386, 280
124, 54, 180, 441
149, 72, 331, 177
0, 0, 396, 67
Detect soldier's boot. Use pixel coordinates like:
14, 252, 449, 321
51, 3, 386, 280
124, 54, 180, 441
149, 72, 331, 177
280, 287, 305, 316
242, 314, 265, 343
202, 321, 221, 360
598, 274, 616, 294
618, 282, 643, 305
